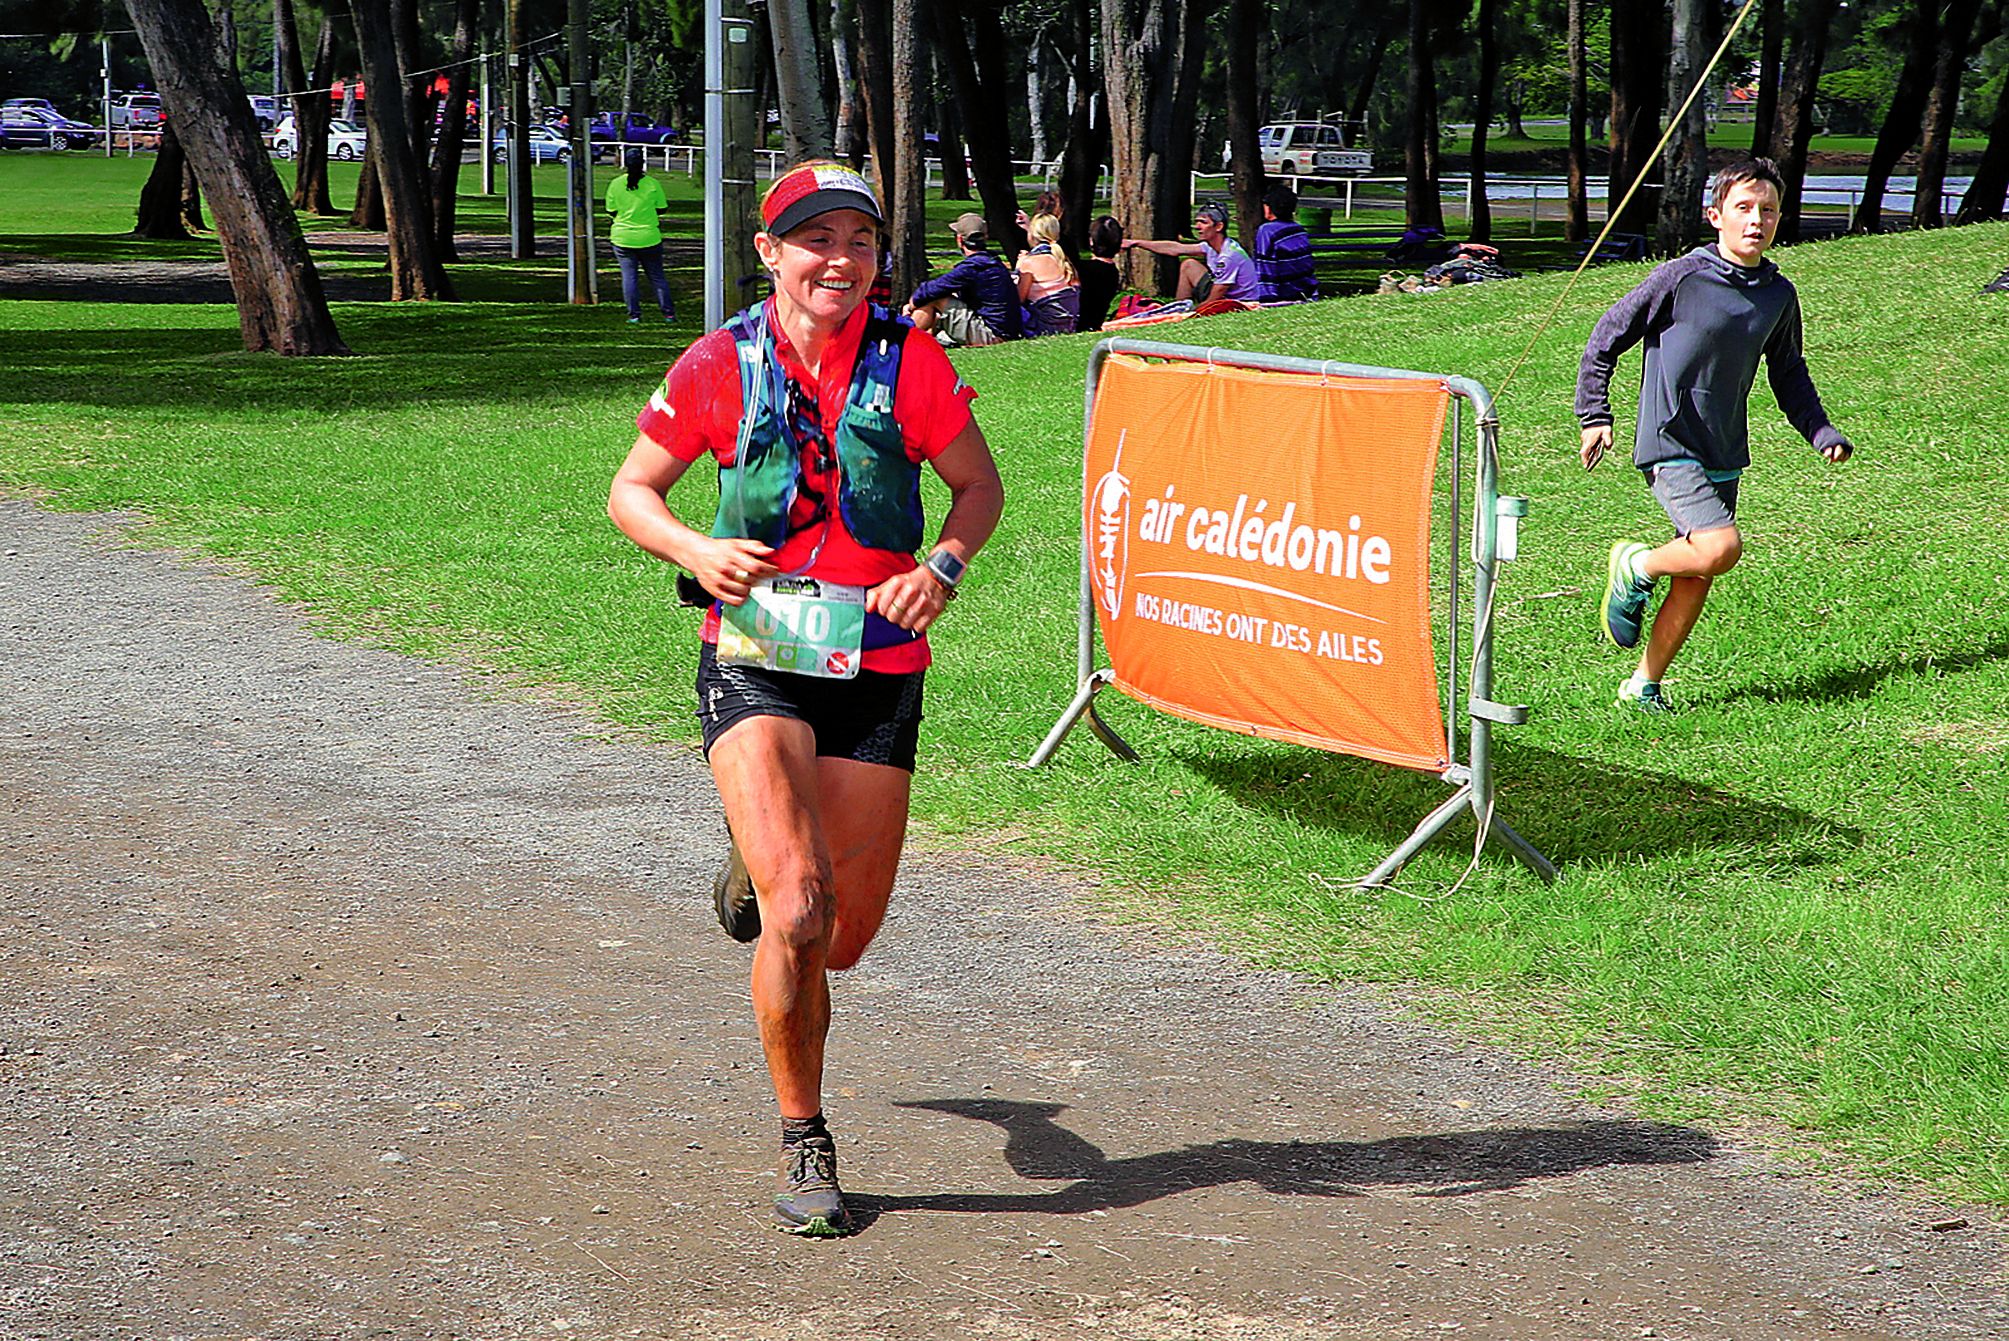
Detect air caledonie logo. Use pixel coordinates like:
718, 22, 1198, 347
1090, 431, 1131, 619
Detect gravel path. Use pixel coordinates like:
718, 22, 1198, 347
2, 499, 2003, 1341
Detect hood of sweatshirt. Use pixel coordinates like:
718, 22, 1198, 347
1689, 243, 1779, 287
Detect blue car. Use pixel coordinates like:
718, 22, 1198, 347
0, 106, 97, 151
493, 124, 573, 163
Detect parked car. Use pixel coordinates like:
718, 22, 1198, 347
110, 92, 163, 129
493, 124, 573, 162
2, 97, 60, 114
271, 115, 368, 161
0, 106, 97, 150
248, 94, 280, 131
1223, 120, 1371, 177
589, 112, 679, 147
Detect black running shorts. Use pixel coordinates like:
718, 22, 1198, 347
695, 641, 925, 771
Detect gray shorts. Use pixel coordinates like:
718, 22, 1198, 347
930, 297, 1001, 348
1646, 459, 1740, 536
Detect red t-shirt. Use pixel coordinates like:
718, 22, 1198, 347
636, 299, 977, 673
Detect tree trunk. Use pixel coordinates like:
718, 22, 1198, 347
353, 0, 455, 298
124, 0, 348, 353
1853, 1, 1938, 233
934, 0, 1025, 258
1225, 0, 1264, 248
1468, 0, 1498, 242
1026, 33, 1047, 167
855, 0, 896, 202
1403, 0, 1443, 232
889, 0, 929, 300
1565, 0, 1588, 242
1160, 0, 1212, 239
351, 148, 385, 228
1347, 12, 1396, 131
1749, 0, 1783, 160
391, 0, 436, 181
179, 145, 207, 232
937, 86, 972, 200
832, 0, 864, 165
1657, 0, 1709, 255
1772, 0, 1837, 243
294, 16, 338, 214
1911, 0, 1982, 229
1102, 0, 1197, 293
1608, 0, 1666, 236
276, 0, 330, 215
430, 0, 481, 259
1057, 0, 1104, 258
136, 118, 194, 239
770, 0, 832, 160
1955, 57, 2009, 223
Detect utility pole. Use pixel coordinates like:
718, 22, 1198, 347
704, 0, 760, 330
567, 0, 595, 303
507, 0, 534, 256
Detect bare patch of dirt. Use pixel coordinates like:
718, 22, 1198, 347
2, 500, 2005, 1340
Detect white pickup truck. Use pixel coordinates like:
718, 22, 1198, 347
1224, 122, 1372, 178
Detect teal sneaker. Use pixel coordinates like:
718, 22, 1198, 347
1601, 541, 1655, 648
774, 1132, 852, 1237
1615, 676, 1673, 713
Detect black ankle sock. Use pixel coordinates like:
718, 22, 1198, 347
781, 1112, 830, 1147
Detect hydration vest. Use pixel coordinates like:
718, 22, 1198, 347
713, 302, 924, 555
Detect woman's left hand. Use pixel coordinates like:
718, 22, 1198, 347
868, 566, 951, 634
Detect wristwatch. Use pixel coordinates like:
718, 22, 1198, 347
921, 548, 967, 598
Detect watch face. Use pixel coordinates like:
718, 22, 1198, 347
928, 551, 967, 586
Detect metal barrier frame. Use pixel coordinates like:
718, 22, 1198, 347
1027, 338, 1557, 888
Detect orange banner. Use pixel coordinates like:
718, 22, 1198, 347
1085, 354, 1450, 771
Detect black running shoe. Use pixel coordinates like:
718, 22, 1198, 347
774, 1132, 851, 1237
712, 833, 760, 942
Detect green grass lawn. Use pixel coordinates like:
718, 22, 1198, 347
4, 152, 2008, 1203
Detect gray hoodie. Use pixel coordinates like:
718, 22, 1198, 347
1575, 244, 1846, 474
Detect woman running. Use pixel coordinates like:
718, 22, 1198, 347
607, 161, 1004, 1236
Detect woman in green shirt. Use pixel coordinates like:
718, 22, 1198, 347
605, 148, 675, 323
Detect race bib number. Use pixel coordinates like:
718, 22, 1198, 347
716, 577, 865, 680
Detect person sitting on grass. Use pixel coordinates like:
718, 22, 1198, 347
1120, 202, 1257, 304
904, 213, 1024, 347
1015, 212, 1080, 336
1076, 215, 1124, 332
1253, 183, 1318, 303
1577, 157, 1854, 713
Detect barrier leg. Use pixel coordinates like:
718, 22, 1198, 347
1484, 813, 1558, 882
1358, 784, 1474, 888
1026, 669, 1138, 767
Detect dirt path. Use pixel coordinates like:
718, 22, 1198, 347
2, 500, 2003, 1341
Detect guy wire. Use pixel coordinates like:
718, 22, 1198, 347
1492, 0, 1762, 404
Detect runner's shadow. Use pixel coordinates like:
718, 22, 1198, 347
853, 1099, 1715, 1224
1714, 634, 2009, 706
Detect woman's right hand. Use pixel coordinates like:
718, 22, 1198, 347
688, 538, 780, 605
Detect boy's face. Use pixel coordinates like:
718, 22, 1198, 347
1706, 179, 1781, 268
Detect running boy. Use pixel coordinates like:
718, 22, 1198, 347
1576, 158, 1853, 711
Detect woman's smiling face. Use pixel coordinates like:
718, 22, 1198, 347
756, 209, 879, 328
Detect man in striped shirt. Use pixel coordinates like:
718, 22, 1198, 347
1254, 183, 1319, 303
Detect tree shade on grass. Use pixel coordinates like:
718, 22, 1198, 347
4, 188, 2008, 1203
